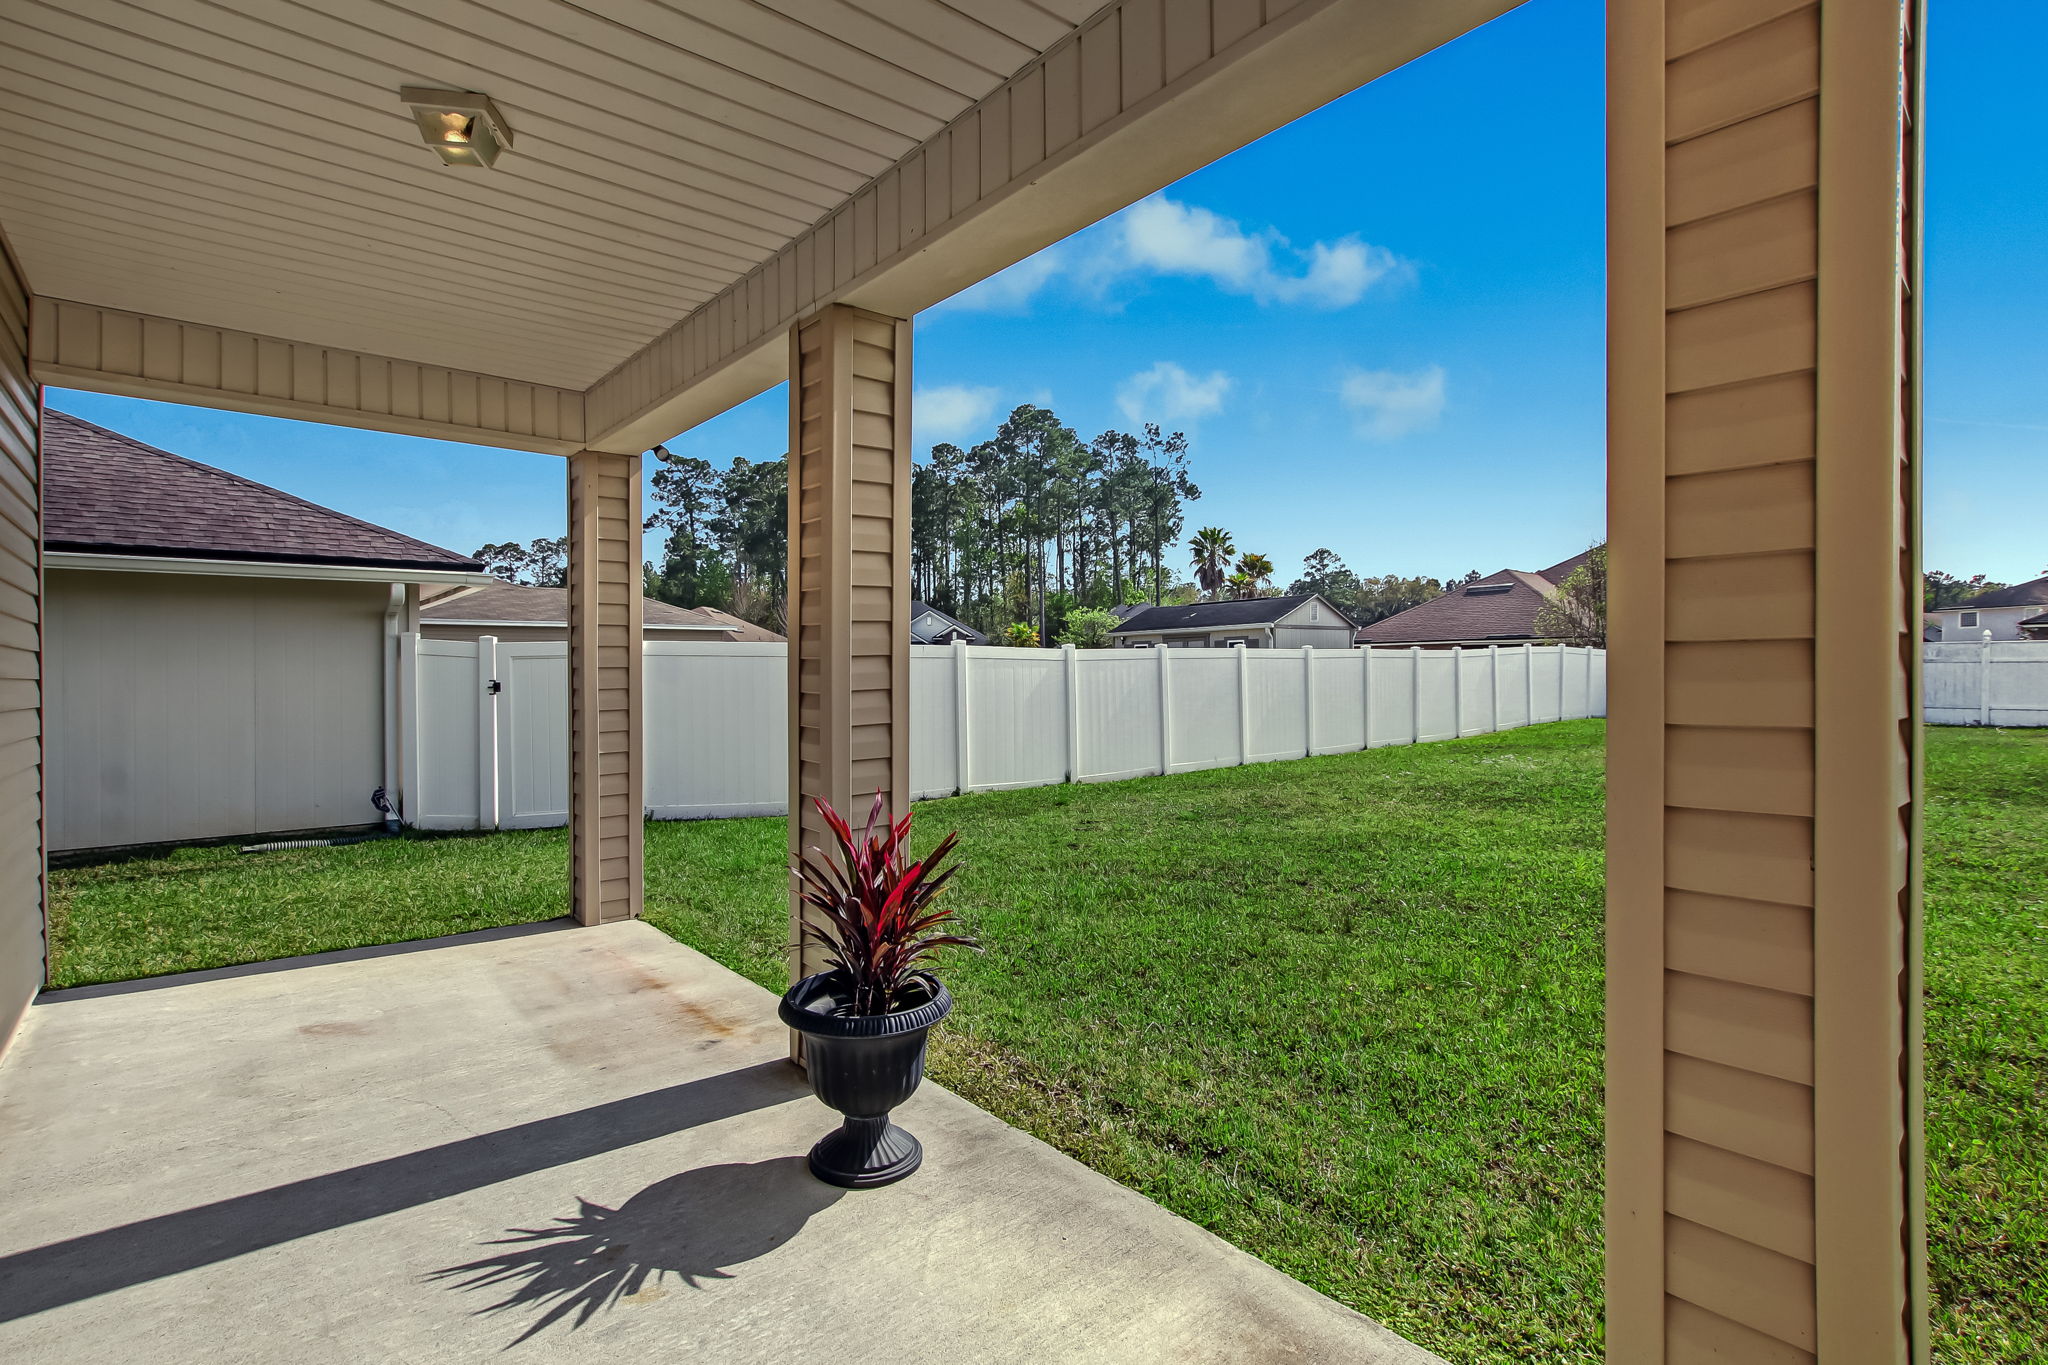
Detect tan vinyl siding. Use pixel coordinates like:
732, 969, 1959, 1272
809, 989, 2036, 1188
567, 450, 642, 925
0, 234, 41, 1052
1608, 1, 1915, 1360
30, 299, 586, 455
787, 305, 911, 985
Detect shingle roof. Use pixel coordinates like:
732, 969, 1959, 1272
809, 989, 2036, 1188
1357, 550, 1597, 645
910, 601, 986, 644
421, 584, 735, 630
1357, 571, 1551, 644
1111, 593, 1351, 633
1953, 575, 2048, 609
689, 604, 786, 643
1536, 549, 1595, 584
42, 409, 480, 571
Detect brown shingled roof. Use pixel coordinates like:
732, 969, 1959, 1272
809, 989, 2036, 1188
43, 410, 481, 572
420, 584, 740, 631
1356, 550, 1596, 645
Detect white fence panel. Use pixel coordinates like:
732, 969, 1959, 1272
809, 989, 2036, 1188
1168, 650, 1241, 773
409, 637, 1609, 830
1455, 649, 1491, 737
1367, 649, 1417, 747
1925, 642, 2048, 726
909, 645, 960, 799
1076, 648, 1163, 781
1247, 650, 1309, 761
1497, 646, 1533, 730
1415, 650, 1458, 741
646, 642, 786, 817
962, 645, 1068, 791
1312, 650, 1366, 754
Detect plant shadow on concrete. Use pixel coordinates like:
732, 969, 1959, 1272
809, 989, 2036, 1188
429, 1157, 840, 1346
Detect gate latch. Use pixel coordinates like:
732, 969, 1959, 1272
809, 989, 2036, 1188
486, 678, 503, 695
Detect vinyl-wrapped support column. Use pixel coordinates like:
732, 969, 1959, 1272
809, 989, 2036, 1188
786, 305, 913, 987
1605, 2, 1920, 1360
567, 448, 643, 925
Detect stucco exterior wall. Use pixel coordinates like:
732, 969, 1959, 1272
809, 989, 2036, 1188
44, 569, 389, 852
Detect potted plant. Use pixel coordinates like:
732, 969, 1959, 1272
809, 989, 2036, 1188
779, 794, 978, 1188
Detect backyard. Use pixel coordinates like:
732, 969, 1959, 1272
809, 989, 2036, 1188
46, 722, 2046, 1364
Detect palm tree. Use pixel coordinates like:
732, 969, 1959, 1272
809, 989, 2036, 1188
1226, 570, 1256, 600
1236, 552, 1274, 596
1187, 526, 1235, 600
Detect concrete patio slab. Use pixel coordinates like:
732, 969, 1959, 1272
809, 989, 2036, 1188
0, 920, 1441, 1364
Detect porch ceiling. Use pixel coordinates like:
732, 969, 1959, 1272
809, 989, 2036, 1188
3, 0, 1513, 452
0, 0, 1100, 390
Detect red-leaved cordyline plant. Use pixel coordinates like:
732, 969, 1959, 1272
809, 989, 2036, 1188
795, 793, 977, 1016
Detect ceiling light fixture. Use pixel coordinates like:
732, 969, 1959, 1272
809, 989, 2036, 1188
399, 87, 513, 168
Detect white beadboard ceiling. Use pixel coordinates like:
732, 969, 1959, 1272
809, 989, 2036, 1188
0, 0, 1101, 389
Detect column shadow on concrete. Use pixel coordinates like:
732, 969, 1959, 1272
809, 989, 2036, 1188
430, 1157, 842, 1346
0, 1060, 804, 1323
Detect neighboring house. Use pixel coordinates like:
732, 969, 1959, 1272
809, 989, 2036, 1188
1924, 575, 2048, 641
1110, 593, 1356, 648
1357, 551, 1592, 648
41, 410, 496, 853
419, 583, 784, 644
910, 600, 985, 645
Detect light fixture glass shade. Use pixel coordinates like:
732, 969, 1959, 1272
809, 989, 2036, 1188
399, 88, 511, 169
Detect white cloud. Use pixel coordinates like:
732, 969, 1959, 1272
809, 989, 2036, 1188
915, 384, 1000, 442
1117, 362, 1232, 426
928, 197, 1404, 315
1339, 365, 1447, 440
1116, 196, 1402, 308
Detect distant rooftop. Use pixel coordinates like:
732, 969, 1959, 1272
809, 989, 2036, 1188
1357, 550, 1596, 645
1112, 594, 1350, 633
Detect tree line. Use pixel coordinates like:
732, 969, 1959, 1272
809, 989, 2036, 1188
471, 400, 1581, 643
911, 406, 1199, 639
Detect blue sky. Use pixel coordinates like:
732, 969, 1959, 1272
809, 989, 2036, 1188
49, 0, 2047, 587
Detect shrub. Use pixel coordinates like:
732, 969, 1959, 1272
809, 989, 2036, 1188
793, 795, 977, 1016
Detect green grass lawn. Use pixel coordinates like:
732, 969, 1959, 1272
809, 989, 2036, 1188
46, 722, 2046, 1364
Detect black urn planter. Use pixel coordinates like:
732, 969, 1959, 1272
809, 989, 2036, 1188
779, 971, 952, 1189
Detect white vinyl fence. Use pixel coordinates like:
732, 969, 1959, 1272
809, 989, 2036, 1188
1924, 641, 2048, 727
402, 638, 1608, 830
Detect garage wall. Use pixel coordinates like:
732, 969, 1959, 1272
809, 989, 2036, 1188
0, 236, 42, 1049
44, 570, 389, 851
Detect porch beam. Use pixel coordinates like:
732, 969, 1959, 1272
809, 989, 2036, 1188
581, 0, 1515, 453
567, 449, 643, 926
28, 298, 586, 456
786, 305, 913, 986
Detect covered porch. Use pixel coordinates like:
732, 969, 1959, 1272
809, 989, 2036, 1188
0, 0, 1927, 1360
0, 919, 1429, 1361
